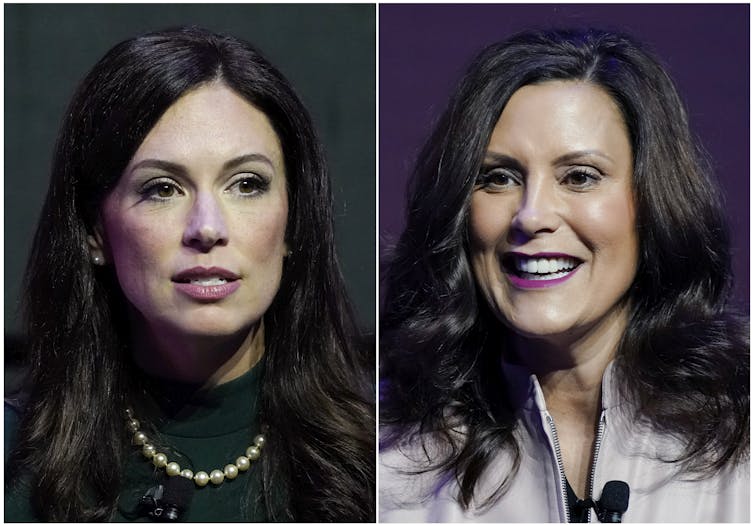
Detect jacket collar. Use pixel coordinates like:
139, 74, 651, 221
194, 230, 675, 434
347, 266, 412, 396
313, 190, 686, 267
502, 360, 621, 414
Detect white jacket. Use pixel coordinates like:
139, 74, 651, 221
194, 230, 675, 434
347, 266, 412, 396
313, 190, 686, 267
380, 362, 749, 522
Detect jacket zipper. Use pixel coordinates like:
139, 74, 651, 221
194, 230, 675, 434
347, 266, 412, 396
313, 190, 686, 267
586, 411, 607, 523
545, 413, 570, 523
546, 411, 607, 523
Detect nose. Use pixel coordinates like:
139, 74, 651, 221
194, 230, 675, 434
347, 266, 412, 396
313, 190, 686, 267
182, 191, 228, 251
509, 178, 560, 242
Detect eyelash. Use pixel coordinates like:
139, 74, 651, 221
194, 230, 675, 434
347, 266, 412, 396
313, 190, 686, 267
138, 174, 270, 201
560, 169, 602, 189
475, 167, 603, 191
139, 178, 182, 201
475, 168, 521, 189
227, 174, 270, 197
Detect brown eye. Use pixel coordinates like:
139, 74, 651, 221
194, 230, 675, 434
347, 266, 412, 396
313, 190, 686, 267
238, 179, 255, 194
156, 184, 176, 198
562, 169, 601, 189
567, 172, 588, 185
476, 167, 522, 191
229, 175, 269, 197
140, 179, 182, 201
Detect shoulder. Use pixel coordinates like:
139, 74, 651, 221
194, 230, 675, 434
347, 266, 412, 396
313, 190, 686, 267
379, 429, 526, 523
602, 402, 750, 522
379, 437, 452, 522
379, 427, 482, 522
622, 454, 750, 522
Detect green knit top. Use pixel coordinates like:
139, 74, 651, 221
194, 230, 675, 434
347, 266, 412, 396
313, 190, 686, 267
5, 361, 269, 522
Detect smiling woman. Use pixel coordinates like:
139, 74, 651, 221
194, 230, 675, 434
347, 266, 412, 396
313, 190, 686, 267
470, 82, 638, 345
5, 27, 374, 522
380, 29, 748, 523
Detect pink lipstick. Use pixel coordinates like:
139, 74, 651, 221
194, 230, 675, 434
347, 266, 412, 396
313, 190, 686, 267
507, 268, 580, 289
172, 266, 241, 301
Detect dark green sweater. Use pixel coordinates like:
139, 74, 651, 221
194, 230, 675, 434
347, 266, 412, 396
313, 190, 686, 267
5, 363, 268, 522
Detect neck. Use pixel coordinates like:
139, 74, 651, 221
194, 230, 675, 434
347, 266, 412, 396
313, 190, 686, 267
506, 306, 629, 499
509, 305, 627, 417
131, 319, 266, 388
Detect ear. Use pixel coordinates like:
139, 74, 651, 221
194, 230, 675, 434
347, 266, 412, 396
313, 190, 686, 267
87, 225, 107, 266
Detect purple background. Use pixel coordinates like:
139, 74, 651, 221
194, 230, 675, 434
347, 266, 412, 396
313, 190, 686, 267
380, 4, 749, 312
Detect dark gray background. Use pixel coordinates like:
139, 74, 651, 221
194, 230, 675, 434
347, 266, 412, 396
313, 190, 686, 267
380, 4, 749, 313
5, 4, 376, 333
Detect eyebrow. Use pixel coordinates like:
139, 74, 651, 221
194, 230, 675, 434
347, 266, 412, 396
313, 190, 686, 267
129, 153, 276, 176
222, 153, 275, 171
484, 149, 614, 168
553, 150, 614, 164
482, 152, 526, 172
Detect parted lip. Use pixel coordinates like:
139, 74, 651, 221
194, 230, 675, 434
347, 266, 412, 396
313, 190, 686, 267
172, 266, 240, 283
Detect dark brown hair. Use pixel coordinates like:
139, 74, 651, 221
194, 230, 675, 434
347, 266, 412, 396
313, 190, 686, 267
8, 26, 374, 521
381, 28, 748, 509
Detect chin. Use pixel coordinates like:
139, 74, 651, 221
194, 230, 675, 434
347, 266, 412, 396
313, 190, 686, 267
500, 306, 577, 340
507, 321, 575, 340
167, 314, 258, 339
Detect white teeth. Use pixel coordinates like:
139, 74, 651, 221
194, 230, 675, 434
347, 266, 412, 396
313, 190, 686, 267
189, 277, 228, 286
514, 255, 579, 275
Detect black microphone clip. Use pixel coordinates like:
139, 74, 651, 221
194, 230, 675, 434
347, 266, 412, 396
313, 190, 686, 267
595, 480, 630, 523
139, 476, 194, 522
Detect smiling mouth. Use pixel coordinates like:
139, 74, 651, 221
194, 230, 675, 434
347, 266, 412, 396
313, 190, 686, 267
502, 253, 583, 281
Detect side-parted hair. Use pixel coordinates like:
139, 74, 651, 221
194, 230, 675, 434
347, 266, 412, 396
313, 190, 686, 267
8, 26, 374, 521
381, 28, 748, 509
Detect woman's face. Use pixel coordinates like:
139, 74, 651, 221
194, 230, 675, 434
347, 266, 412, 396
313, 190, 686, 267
468, 81, 638, 344
93, 82, 288, 341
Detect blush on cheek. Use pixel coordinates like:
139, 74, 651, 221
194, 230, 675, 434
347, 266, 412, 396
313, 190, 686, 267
243, 208, 288, 259
579, 193, 637, 250
114, 224, 164, 261
102, 203, 161, 250
468, 197, 506, 249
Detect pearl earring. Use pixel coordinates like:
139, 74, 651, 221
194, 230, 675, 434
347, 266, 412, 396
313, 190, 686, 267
92, 255, 102, 265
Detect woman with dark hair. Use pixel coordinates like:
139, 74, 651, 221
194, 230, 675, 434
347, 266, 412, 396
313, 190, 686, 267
5, 26, 374, 522
380, 28, 748, 522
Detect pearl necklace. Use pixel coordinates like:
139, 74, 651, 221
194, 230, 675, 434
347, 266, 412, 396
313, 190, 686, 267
126, 409, 266, 487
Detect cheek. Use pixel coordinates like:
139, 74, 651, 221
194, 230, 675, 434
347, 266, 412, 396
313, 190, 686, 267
578, 190, 638, 263
100, 213, 173, 314
121, 224, 162, 253
468, 195, 511, 251
468, 196, 511, 306
108, 222, 172, 312
236, 202, 288, 263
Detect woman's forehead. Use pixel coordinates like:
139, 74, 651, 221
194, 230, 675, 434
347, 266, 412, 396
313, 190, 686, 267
121, 83, 285, 185
486, 81, 631, 168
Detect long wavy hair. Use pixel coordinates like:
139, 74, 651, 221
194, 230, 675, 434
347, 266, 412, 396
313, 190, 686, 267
381, 28, 748, 510
7, 26, 374, 521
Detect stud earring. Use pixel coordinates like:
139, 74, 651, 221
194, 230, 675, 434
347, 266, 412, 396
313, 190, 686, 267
92, 255, 103, 265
